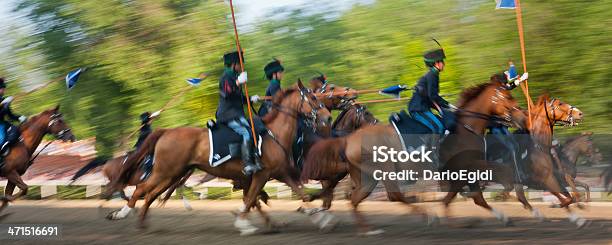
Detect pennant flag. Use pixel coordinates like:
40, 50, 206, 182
496, 0, 516, 9
65, 68, 83, 90
504, 62, 519, 81
186, 78, 202, 86
379, 85, 408, 98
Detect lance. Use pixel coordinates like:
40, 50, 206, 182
229, 0, 258, 146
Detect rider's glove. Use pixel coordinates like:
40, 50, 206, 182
18, 116, 27, 123
237, 72, 248, 85
250, 95, 260, 103
1, 96, 14, 105
150, 110, 161, 118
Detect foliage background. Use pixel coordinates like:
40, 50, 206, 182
1, 0, 610, 157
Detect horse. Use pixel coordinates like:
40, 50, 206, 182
104, 81, 335, 235
0, 106, 75, 214
300, 103, 379, 211
71, 154, 194, 210
301, 74, 525, 234
553, 132, 601, 203
309, 75, 358, 111
487, 95, 584, 219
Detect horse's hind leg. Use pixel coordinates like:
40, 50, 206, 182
514, 184, 544, 221
0, 181, 16, 213
350, 176, 380, 235
469, 185, 511, 226
107, 182, 148, 220
283, 174, 337, 232
138, 178, 174, 229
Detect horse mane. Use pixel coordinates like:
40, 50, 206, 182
456, 73, 507, 108
261, 87, 298, 124
20, 109, 53, 131
536, 93, 550, 106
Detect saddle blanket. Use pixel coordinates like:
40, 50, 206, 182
389, 110, 433, 152
208, 124, 263, 167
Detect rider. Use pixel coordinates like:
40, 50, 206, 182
408, 49, 450, 135
216, 51, 262, 175
135, 111, 159, 180
0, 78, 27, 157
256, 59, 284, 116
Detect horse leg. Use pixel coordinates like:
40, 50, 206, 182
575, 181, 590, 202
0, 181, 16, 213
235, 171, 269, 236
137, 178, 174, 229
468, 185, 511, 226
514, 184, 544, 221
384, 180, 438, 226
349, 176, 380, 235
322, 172, 347, 210
4, 171, 28, 200
106, 182, 147, 220
541, 174, 588, 228
284, 175, 337, 232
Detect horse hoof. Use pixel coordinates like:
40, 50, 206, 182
504, 219, 515, 227
359, 229, 385, 236
575, 218, 591, 229
427, 215, 440, 227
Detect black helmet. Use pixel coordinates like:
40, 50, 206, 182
423, 49, 445, 67
140, 112, 151, 125
223, 51, 243, 66
264, 59, 284, 80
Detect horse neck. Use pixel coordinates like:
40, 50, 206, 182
529, 103, 554, 145
266, 96, 299, 148
457, 97, 490, 135
560, 139, 582, 164
332, 106, 356, 131
21, 117, 49, 155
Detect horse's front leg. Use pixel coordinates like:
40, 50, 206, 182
4, 171, 28, 201
235, 170, 269, 236
283, 174, 337, 232
0, 181, 16, 214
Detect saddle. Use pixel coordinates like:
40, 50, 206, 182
206, 118, 267, 167
389, 110, 436, 151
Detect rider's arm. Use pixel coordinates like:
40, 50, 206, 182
426, 73, 449, 108
4, 103, 22, 122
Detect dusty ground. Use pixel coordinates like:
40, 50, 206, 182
0, 200, 610, 245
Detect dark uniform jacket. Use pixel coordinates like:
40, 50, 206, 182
216, 68, 248, 123
408, 69, 449, 112
265, 79, 281, 97
134, 124, 151, 149
0, 97, 22, 124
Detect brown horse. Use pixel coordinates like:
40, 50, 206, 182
302, 74, 525, 234
71, 155, 194, 210
554, 132, 601, 203
104, 81, 334, 235
0, 106, 75, 213
309, 75, 358, 111
490, 95, 584, 220
300, 103, 378, 211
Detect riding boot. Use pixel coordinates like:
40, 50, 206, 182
241, 140, 262, 175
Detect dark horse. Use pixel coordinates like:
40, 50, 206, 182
104, 81, 335, 235
300, 103, 378, 211
0, 106, 75, 213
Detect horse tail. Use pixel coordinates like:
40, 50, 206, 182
159, 167, 194, 207
108, 129, 166, 195
71, 156, 109, 182
301, 137, 347, 182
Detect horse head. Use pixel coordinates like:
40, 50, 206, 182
458, 73, 526, 130
309, 74, 357, 110
41, 105, 76, 142
536, 94, 583, 126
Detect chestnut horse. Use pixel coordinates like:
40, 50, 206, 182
489, 95, 584, 221
104, 81, 334, 235
300, 103, 378, 211
0, 106, 75, 213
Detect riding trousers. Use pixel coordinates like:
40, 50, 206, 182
410, 111, 444, 135
227, 116, 252, 143
0, 123, 6, 146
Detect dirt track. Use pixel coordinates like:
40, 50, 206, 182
0, 200, 611, 245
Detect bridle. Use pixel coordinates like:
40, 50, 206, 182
270, 88, 327, 132
544, 98, 578, 128
48, 113, 71, 139
331, 104, 377, 136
